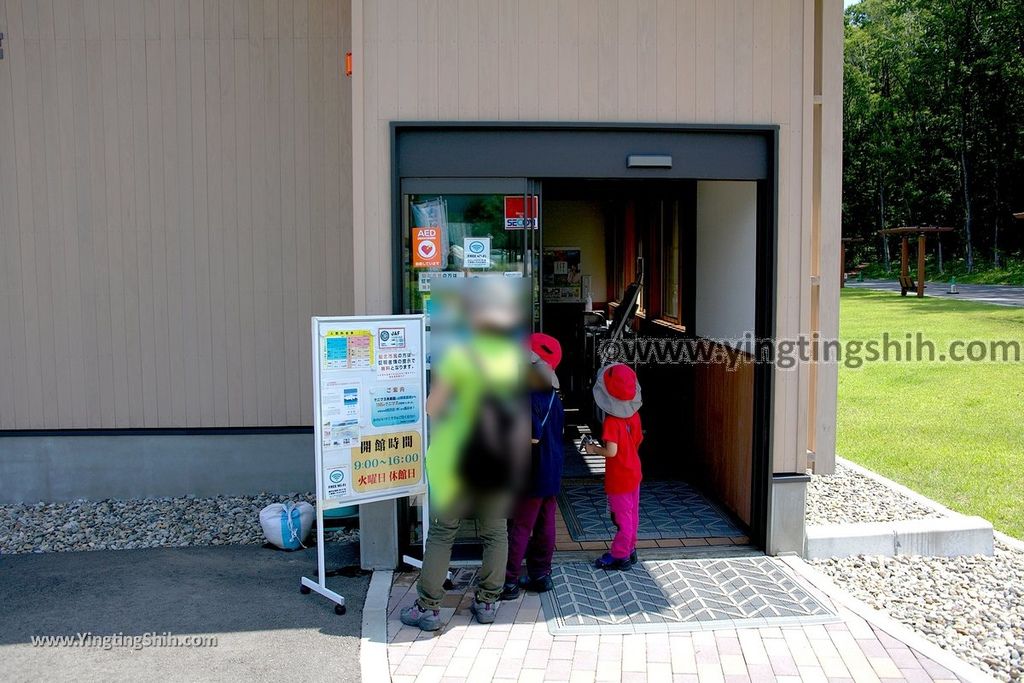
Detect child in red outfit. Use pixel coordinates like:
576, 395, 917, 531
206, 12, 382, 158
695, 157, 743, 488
583, 363, 643, 570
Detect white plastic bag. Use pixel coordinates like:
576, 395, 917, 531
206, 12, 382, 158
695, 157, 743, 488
259, 501, 314, 550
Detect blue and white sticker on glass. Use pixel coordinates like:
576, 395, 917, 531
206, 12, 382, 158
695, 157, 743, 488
463, 236, 491, 269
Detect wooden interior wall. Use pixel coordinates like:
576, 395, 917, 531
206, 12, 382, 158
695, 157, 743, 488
0, 0, 352, 429
692, 344, 754, 525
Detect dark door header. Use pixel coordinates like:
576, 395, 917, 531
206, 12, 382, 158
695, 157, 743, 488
393, 122, 776, 181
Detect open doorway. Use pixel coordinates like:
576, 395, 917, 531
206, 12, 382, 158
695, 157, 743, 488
392, 123, 777, 561
539, 179, 759, 552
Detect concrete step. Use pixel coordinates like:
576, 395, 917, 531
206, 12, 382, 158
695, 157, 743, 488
804, 516, 994, 559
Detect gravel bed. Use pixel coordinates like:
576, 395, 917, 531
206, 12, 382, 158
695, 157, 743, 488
806, 461, 946, 525
813, 543, 1024, 681
0, 493, 357, 555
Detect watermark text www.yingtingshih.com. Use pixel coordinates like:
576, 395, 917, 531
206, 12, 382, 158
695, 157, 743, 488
31, 632, 218, 650
597, 332, 1023, 371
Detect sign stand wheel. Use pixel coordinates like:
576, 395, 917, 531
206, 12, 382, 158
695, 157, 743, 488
300, 575, 347, 615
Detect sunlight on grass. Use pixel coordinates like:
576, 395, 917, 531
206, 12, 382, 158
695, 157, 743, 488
837, 289, 1024, 538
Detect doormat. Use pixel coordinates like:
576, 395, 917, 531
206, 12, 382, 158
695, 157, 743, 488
539, 557, 837, 635
557, 480, 744, 542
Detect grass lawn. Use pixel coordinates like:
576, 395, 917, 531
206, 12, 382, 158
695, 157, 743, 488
837, 289, 1024, 539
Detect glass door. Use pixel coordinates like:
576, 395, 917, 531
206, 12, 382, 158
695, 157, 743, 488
400, 178, 542, 331
398, 178, 541, 560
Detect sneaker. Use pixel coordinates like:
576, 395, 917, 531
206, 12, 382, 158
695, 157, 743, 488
629, 550, 639, 566
499, 581, 521, 601
522, 574, 554, 593
400, 601, 442, 631
594, 552, 632, 571
470, 599, 498, 624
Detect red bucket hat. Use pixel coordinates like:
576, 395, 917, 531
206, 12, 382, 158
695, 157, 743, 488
592, 363, 642, 417
528, 332, 562, 389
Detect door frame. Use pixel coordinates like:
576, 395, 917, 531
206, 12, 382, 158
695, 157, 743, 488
390, 122, 779, 549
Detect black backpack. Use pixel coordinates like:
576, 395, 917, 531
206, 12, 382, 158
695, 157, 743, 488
459, 348, 530, 493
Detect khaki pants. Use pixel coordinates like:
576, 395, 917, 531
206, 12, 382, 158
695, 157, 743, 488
416, 513, 508, 610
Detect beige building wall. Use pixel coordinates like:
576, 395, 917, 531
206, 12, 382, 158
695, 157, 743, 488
0, 0, 842, 477
351, 0, 844, 474
0, 0, 353, 429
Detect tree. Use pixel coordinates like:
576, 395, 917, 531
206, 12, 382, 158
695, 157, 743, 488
842, 0, 1024, 273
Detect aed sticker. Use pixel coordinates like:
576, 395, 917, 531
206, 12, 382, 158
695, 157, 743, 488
325, 466, 350, 499
463, 237, 491, 269
378, 326, 406, 349
412, 226, 443, 268
351, 431, 422, 493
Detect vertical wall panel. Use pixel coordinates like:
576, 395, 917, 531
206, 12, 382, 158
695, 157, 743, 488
813, 0, 843, 473
0, 0, 353, 429
0, 0, 21, 429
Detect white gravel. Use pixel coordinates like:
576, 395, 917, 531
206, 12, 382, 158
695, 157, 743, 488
813, 544, 1024, 682
0, 493, 357, 555
807, 460, 1023, 681
805, 462, 946, 525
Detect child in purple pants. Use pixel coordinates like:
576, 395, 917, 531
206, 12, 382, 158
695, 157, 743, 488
583, 363, 643, 570
501, 333, 565, 599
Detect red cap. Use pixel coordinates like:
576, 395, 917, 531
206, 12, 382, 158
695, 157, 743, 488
529, 333, 562, 371
603, 364, 637, 401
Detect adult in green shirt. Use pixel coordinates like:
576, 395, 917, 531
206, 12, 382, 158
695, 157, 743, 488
401, 278, 527, 631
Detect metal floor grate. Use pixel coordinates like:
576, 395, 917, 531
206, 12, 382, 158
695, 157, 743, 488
539, 556, 838, 635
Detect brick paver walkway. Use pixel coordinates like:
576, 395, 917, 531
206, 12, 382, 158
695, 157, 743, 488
385, 569, 968, 683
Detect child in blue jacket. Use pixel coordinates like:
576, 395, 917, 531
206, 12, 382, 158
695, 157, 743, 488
501, 333, 565, 599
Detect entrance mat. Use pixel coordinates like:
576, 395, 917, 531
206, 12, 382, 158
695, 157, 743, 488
539, 557, 838, 635
557, 480, 744, 542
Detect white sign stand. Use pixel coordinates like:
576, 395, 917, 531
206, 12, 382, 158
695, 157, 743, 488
301, 315, 428, 615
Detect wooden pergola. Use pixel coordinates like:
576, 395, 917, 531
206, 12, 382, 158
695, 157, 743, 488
878, 226, 954, 297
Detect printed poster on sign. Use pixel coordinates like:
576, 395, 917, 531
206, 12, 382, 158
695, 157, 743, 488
351, 431, 422, 493
370, 384, 420, 427
463, 237, 491, 269
312, 315, 427, 509
320, 379, 361, 450
378, 327, 406, 349
325, 467, 349, 498
321, 329, 374, 370
376, 348, 418, 380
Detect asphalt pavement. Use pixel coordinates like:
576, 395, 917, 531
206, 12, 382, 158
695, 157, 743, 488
0, 542, 368, 683
845, 278, 1024, 307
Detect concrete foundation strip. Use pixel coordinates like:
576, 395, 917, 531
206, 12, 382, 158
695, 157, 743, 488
804, 516, 995, 559
836, 456, 1024, 554
360, 569, 393, 683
